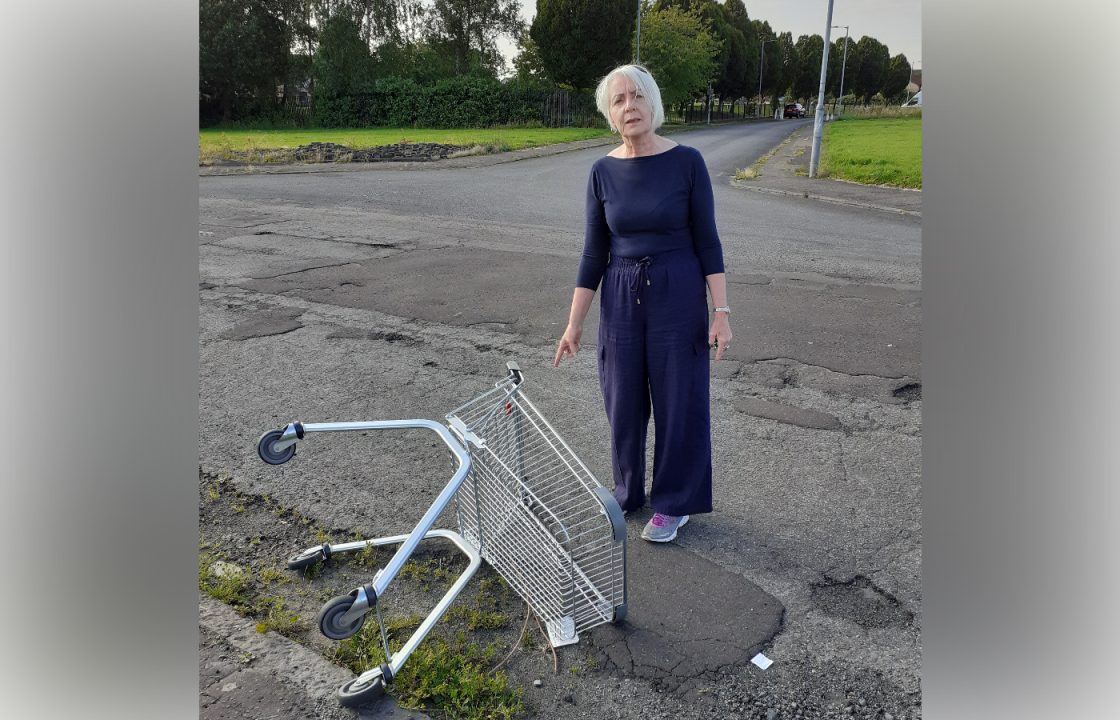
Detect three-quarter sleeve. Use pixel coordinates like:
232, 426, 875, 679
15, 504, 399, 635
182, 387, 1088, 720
688, 149, 726, 276
576, 165, 610, 290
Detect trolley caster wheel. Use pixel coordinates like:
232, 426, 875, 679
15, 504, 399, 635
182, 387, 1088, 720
612, 603, 628, 624
257, 429, 296, 465
337, 674, 385, 707
318, 594, 366, 640
287, 545, 328, 570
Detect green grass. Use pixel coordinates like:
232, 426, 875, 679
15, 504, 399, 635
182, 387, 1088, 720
199, 126, 612, 163
324, 566, 522, 718
733, 128, 798, 182
331, 627, 523, 720
198, 551, 306, 638
821, 116, 922, 188
199, 481, 526, 719
198, 552, 252, 608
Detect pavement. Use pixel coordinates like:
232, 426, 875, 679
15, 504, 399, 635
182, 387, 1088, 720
200, 597, 427, 720
731, 123, 922, 217
198, 119, 922, 720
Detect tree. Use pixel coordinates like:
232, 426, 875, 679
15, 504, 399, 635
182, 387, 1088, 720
530, 0, 635, 90
652, 1, 736, 103
717, 25, 749, 101
314, 11, 376, 98
698, 1, 734, 103
883, 53, 912, 102
313, 10, 377, 124
851, 36, 889, 102
793, 34, 823, 102
772, 31, 797, 106
827, 33, 865, 100
200, 0, 292, 122
351, 0, 407, 45
635, 5, 720, 110
751, 19, 779, 102
512, 34, 552, 86
722, 0, 758, 102
426, 0, 524, 76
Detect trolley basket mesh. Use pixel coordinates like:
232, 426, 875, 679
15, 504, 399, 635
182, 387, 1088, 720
447, 374, 625, 640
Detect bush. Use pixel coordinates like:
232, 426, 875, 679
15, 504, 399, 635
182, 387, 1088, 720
372, 77, 421, 126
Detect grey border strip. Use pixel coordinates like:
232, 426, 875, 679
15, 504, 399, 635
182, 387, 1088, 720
199, 597, 431, 719
731, 181, 922, 217
200, 596, 355, 703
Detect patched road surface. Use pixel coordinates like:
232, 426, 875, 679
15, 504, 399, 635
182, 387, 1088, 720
199, 120, 922, 720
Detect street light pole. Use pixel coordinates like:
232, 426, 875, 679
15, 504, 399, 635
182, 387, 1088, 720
906, 58, 917, 103
757, 37, 774, 117
832, 25, 849, 116
809, 0, 835, 178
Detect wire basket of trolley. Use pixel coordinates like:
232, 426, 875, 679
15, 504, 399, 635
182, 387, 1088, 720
256, 361, 627, 707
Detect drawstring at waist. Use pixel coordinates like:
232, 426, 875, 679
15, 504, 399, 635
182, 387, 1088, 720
609, 248, 695, 306
625, 256, 652, 305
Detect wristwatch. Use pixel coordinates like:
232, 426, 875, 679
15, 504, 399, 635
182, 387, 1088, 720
713, 306, 731, 314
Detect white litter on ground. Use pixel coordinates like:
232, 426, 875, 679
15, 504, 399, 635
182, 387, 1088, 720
751, 653, 773, 670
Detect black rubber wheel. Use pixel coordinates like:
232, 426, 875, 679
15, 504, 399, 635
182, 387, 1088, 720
612, 603, 628, 624
318, 594, 366, 640
257, 429, 296, 465
337, 674, 385, 707
287, 547, 325, 570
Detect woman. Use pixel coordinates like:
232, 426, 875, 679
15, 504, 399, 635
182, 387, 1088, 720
552, 64, 732, 543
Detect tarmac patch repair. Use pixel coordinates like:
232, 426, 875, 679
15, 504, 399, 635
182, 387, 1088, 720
590, 525, 784, 693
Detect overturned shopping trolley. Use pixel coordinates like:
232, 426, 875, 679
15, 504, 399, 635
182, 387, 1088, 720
256, 362, 627, 707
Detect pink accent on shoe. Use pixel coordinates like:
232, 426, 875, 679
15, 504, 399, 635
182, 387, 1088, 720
651, 513, 676, 528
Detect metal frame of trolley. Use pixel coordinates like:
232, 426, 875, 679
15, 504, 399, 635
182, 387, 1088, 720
257, 362, 627, 707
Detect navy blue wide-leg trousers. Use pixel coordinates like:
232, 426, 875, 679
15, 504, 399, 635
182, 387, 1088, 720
597, 248, 713, 516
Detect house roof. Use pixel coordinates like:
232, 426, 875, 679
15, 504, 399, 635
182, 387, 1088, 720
906, 69, 923, 92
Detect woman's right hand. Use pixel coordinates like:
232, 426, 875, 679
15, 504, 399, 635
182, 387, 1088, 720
552, 323, 583, 367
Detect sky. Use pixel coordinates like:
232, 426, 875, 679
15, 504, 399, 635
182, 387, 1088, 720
499, 1, 921, 72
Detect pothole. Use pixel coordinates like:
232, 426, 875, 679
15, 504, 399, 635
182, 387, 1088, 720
892, 383, 921, 402
219, 311, 305, 341
810, 575, 913, 629
369, 330, 421, 345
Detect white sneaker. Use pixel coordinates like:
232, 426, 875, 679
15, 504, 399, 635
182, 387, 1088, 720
641, 513, 689, 542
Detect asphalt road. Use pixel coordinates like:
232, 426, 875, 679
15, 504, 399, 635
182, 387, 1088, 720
199, 119, 922, 718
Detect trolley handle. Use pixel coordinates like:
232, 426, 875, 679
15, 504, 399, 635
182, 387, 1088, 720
258, 418, 470, 471
257, 418, 473, 604
505, 361, 523, 386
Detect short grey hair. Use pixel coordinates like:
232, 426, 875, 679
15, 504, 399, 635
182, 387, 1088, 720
594, 64, 665, 132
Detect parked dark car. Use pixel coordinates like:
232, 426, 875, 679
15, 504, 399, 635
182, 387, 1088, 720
784, 103, 806, 118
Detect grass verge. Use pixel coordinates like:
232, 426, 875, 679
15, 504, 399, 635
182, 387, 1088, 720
198, 550, 306, 638
199, 126, 613, 164
331, 627, 523, 719
733, 129, 799, 181
319, 562, 523, 718
200, 471, 527, 719
820, 116, 922, 188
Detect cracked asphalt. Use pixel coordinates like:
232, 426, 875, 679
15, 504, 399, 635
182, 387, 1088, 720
199, 119, 921, 719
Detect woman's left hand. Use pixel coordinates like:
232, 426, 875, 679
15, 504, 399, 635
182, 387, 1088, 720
708, 313, 733, 361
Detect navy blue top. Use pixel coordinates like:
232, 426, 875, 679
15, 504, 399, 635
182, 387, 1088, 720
576, 144, 725, 291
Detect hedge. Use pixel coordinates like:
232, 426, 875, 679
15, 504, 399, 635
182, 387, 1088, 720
312, 76, 586, 128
